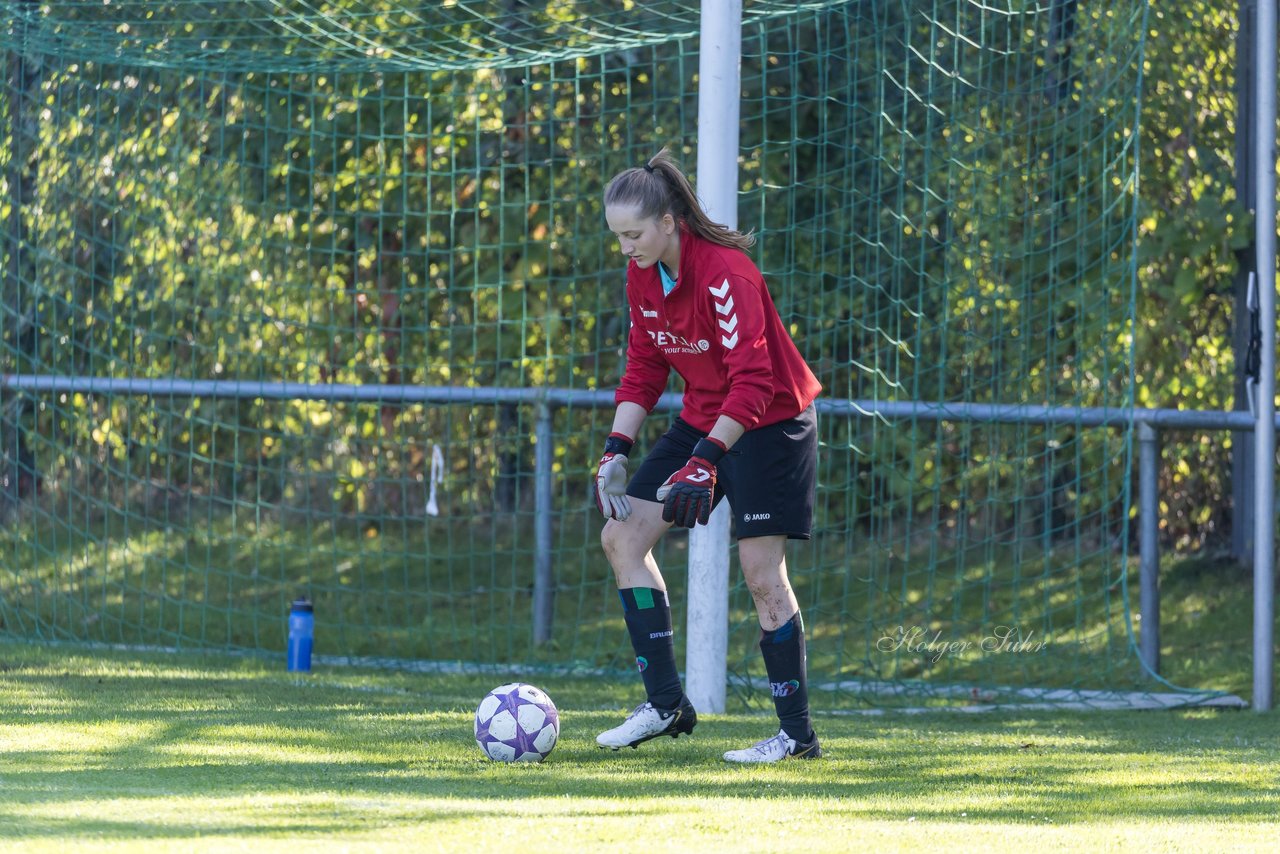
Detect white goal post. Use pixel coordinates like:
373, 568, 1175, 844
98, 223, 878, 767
685, 0, 743, 715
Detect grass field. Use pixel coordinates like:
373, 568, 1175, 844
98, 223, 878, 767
1, 639, 1278, 852
3, 505, 1277, 849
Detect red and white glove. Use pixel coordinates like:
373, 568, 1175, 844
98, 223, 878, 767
656, 437, 728, 528
593, 433, 634, 521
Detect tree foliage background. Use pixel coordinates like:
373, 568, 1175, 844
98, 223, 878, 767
0, 0, 1257, 557
1133, 0, 1256, 552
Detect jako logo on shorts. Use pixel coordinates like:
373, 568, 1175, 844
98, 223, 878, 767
636, 656, 648, 672
770, 679, 799, 697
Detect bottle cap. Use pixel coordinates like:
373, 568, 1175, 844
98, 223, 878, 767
291, 597, 313, 613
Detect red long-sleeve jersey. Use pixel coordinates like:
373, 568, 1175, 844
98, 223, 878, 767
614, 231, 822, 433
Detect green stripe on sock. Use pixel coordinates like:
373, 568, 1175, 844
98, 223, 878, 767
634, 587, 655, 610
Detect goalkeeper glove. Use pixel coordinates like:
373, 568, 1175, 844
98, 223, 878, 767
656, 437, 728, 528
594, 432, 634, 521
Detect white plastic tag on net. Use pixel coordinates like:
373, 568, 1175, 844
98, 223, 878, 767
426, 444, 444, 516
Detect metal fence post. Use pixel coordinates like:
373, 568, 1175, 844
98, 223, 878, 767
1250, 0, 1276, 712
1138, 421, 1160, 674
533, 402, 555, 646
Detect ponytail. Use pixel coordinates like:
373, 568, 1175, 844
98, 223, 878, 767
604, 147, 755, 252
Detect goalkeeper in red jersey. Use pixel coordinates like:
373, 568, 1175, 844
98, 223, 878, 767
592, 147, 824, 763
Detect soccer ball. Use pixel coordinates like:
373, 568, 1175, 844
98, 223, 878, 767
474, 682, 560, 763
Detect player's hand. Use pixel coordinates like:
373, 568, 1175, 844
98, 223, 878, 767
656, 456, 717, 528
594, 433, 634, 521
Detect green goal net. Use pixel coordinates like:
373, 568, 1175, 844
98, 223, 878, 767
2, 0, 1210, 709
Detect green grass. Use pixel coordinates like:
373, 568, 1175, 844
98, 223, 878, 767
1148, 553, 1262, 700
2, 502, 1275, 847
1, 641, 1278, 851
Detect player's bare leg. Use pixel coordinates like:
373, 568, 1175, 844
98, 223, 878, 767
600, 497, 670, 589
726, 535, 820, 763
738, 535, 799, 631
597, 498, 697, 750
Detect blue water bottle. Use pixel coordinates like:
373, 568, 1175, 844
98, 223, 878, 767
287, 597, 314, 672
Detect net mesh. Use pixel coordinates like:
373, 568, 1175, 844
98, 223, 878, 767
2, 0, 1206, 709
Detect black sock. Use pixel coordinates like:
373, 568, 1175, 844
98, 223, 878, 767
619, 587, 683, 710
759, 611, 813, 743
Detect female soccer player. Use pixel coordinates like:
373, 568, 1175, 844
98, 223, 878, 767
592, 148, 824, 763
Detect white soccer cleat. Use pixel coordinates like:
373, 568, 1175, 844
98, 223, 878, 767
596, 698, 697, 750
722, 728, 822, 763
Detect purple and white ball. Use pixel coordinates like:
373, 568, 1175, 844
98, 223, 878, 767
474, 683, 560, 762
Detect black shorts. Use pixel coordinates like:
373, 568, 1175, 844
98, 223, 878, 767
627, 405, 817, 540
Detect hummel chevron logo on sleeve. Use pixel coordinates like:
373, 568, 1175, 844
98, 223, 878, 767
709, 278, 739, 349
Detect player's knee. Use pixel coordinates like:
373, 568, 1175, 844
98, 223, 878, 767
600, 519, 620, 554
739, 549, 779, 578
739, 551, 787, 592
742, 565, 782, 597
600, 519, 635, 565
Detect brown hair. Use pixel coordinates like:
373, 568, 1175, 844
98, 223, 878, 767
603, 147, 755, 251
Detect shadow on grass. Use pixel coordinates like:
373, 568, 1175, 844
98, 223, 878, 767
1, 653, 1278, 840
3, 508, 1264, 717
